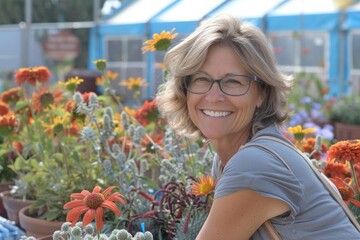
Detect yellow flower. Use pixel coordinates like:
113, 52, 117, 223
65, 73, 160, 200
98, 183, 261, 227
58, 77, 84, 92
119, 77, 148, 90
287, 125, 316, 142
190, 175, 216, 198
41, 113, 70, 134
142, 28, 178, 53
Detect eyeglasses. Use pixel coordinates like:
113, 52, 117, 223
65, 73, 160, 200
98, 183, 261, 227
185, 73, 258, 96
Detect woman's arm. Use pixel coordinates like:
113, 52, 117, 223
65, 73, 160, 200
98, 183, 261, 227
196, 189, 290, 240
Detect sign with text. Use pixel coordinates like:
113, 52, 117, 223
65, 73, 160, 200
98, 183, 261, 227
43, 31, 81, 61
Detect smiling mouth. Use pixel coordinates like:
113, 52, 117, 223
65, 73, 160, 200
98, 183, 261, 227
202, 110, 231, 117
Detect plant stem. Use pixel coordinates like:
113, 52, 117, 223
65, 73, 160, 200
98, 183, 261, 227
350, 160, 360, 194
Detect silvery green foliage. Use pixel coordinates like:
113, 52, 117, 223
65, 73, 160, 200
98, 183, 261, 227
173, 209, 209, 240
74, 92, 99, 123
159, 129, 213, 183
20, 222, 154, 240
80, 126, 97, 142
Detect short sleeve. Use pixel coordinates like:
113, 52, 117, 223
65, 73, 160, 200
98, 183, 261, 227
214, 146, 304, 220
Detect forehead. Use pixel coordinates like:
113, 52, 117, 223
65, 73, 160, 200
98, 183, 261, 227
199, 45, 247, 76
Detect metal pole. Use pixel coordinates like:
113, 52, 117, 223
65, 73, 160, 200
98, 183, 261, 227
93, 0, 100, 59
22, 0, 32, 67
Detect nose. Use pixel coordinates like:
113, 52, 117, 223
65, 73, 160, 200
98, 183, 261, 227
204, 81, 225, 102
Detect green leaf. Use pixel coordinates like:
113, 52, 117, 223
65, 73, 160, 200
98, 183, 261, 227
15, 100, 31, 111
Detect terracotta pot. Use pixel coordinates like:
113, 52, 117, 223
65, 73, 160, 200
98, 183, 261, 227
0, 182, 12, 218
19, 206, 64, 238
334, 122, 360, 141
0, 190, 35, 225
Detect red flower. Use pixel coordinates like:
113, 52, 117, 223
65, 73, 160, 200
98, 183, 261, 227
15, 66, 51, 86
0, 101, 10, 116
327, 139, 360, 165
1, 87, 22, 105
330, 177, 360, 207
301, 137, 328, 160
0, 114, 16, 136
323, 159, 351, 179
63, 186, 125, 231
32, 87, 63, 112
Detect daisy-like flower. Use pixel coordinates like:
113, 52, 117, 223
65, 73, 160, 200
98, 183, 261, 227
32, 87, 63, 112
41, 113, 70, 134
287, 125, 316, 142
63, 186, 125, 231
190, 175, 216, 198
0, 101, 10, 116
119, 77, 148, 90
142, 28, 178, 53
15, 66, 51, 86
96, 70, 119, 86
135, 99, 158, 126
1, 87, 22, 105
0, 114, 16, 136
327, 139, 360, 165
329, 177, 360, 207
58, 77, 84, 92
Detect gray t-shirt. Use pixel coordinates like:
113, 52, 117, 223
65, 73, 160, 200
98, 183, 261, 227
212, 124, 360, 240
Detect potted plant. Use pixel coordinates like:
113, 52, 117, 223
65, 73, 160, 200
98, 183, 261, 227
328, 94, 360, 140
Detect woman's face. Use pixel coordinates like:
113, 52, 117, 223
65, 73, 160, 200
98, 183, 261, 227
187, 45, 263, 142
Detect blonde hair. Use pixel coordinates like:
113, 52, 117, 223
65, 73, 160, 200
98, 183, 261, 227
156, 14, 292, 138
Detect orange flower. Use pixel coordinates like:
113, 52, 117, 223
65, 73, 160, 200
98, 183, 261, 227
0, 101, 10, 116
15, 66, 51, 86
327, 139, 360, 165
330, 177, 360, 207
32, 87, 63, 112
0, 114, 16, 136
63, 186, 125, 231
1, 87, 22, 104
119, 77, 148, 90
301, 137, 328, 160
323, 159, 351, 179
190, 176, 216, 198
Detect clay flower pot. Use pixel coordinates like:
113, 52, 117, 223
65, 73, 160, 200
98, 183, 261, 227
0, 190, 35, 225
19, 206, 64, 238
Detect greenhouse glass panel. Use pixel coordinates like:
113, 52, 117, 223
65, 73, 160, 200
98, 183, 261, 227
352, 33, 360, 70
108, 40, 123, 62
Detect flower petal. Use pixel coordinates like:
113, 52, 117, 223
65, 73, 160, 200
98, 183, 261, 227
95, 207, 104, 231
64, 200, 85, 209
82, 208, 95, 227
93, 186, 102, 193
102, 186, 117, 198
101, 201, 121, 217
66, 206, 89, 224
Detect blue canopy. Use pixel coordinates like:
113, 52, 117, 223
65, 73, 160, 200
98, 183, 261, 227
344, 2, 360, 29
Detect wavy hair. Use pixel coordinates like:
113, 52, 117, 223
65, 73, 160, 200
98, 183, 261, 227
156, 14, 292, 138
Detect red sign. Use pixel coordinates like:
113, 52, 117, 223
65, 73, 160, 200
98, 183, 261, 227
43, 31, 81, 61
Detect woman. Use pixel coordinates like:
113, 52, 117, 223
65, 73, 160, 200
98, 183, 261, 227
156, 14, 359, 240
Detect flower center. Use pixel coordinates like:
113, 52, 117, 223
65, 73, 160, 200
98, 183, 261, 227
40, 92, 54, 107
84, 193, 105, 209
154, 38, 171, 51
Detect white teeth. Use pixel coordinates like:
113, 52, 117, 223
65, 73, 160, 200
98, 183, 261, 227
203, 110, 231, 117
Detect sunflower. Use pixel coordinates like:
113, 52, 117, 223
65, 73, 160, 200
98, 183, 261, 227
287, 125, 316, 142
32, 87, 63, 112
190, 175, 216, 198
63, 186, 125, 231
142, 28, 178, 53
327, 139, 360, 165
1, 87, 22, 105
